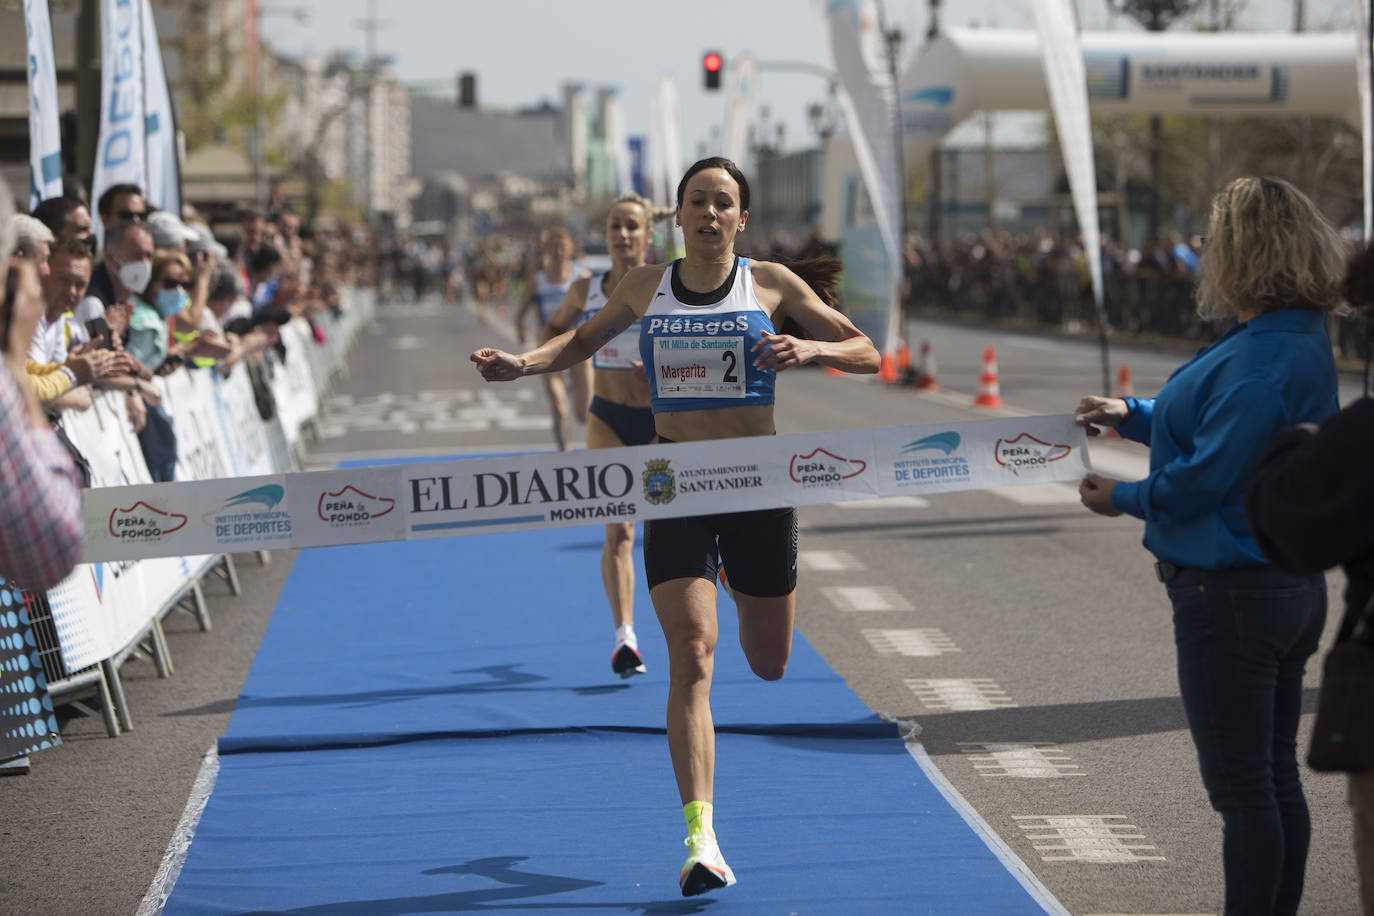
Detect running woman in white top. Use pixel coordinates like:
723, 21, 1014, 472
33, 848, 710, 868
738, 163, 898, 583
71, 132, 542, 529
472, 158, 879, 897
515, 228, 590, 451
540, 195, 673, 680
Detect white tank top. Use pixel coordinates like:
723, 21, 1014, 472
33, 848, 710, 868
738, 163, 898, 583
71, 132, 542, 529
533, 268, 577, 326
586, 272, 642, 370
638, 258, 777, 413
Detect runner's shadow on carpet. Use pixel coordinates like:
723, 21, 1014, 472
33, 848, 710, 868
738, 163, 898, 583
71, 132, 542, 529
233, 855, 715, 915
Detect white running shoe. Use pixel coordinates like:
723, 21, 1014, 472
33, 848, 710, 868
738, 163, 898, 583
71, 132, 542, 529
611, 641, 647, 678
679, 832, 736, 897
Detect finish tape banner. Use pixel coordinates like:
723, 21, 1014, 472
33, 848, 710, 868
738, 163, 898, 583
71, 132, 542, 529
80, 414, 1090, 562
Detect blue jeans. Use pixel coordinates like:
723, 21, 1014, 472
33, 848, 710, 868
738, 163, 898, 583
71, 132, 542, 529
1167, 565, 1327, 916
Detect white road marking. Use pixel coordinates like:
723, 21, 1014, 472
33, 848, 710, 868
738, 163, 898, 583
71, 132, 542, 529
993, 482, 1082, 506
905, 678, 1017, 711
1014, 815, 1166, 863
911, 388, 1036, 417
375, 302, 447, 318
901, 737, 1072, 915
136, 744, 219, 914
862, 628, 960, 657
959, 743, 1086, 778
798, 550, 865, 572
833, 495, 930, 510
820, 586, 914, 612
1086, 441, 1151, 481
319, 389, 550, 437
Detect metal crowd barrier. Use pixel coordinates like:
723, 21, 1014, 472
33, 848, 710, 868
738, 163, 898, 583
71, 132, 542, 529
24, 288, 377, 739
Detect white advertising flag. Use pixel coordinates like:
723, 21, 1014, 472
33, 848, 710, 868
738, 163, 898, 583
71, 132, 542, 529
1355, 0, 1373, 242
654, 76, 685, 257
723, 53, 758, 165
820, 0, 903, 356
1032, 0, 1105, 313
603, 90, 634, 196
23, 0, 63, 209
91, 0, 146, 234
139, 0, 179, 215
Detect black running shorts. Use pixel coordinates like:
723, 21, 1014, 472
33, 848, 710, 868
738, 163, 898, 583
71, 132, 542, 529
643, 506, 798, 597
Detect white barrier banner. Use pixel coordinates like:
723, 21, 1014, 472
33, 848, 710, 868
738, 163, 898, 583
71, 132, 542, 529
81, 414, 1090, 561
212, 365, 274, 477
44, 289, 375, 672
22, 0, 63, 209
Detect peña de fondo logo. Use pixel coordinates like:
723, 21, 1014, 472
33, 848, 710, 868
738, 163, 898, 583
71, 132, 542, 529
789, 448, 866, 487
318, 485, 395, 526
223, 484, 285, 511
643, 458, 676, 505
902, 431, 961, 456
995, 433, 1072, 474
109, 501, 188, 540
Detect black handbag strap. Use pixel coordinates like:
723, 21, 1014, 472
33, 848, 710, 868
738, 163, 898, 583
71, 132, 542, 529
1357, 589, 1374, 642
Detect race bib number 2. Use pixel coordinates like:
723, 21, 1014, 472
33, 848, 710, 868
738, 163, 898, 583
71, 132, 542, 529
653, 335, 746, 398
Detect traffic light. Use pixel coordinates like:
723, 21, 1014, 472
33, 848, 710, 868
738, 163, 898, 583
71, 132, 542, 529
703, 51, 723, 90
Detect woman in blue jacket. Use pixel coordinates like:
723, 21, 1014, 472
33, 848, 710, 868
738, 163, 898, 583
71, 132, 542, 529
1074, 176, 1347, 916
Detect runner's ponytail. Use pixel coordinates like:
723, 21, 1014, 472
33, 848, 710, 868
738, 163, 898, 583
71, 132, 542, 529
768, 255, 842, 308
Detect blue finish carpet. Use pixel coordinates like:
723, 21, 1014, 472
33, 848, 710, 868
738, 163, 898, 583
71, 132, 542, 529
163, 523, 1054, 914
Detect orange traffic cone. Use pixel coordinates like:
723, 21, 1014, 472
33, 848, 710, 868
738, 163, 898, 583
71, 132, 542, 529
1106, 363, 1135, 438
972, 345, 1004, 408
914, 340, 939, 392
1114, 363, 1135, 398
896, 340, 913, 384
879, 351, 898, 384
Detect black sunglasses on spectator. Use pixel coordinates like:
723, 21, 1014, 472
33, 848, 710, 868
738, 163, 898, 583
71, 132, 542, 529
162, 278, 187, 290
117, 209, 147, 222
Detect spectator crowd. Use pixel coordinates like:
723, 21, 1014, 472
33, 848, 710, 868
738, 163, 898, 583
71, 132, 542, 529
0, 171, 369, 589
894, 227, 1367, 357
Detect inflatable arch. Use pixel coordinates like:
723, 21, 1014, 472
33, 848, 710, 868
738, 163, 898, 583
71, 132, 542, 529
900, 28, 1359, 163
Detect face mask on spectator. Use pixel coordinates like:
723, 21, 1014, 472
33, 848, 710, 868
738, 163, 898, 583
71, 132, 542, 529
117, 258, 152, 294
154, 287, 189, 318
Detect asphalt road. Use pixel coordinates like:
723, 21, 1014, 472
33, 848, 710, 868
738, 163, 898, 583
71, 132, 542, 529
1, 292, 1362, 915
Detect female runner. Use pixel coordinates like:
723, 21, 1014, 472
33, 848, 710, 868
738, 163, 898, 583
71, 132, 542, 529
514, 227, 590, 451
540, 194, 673, 679
473, 157, 879, 897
